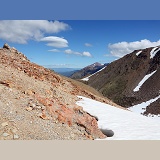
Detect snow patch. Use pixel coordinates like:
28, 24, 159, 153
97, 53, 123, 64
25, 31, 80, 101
81, 77, 89, 81
76, 96, 160, 140
129, 95, 160, 115
133, 70, 157, 92
150, 47, 160, 59
136, 51, 142, 56
81, 66, 106, 81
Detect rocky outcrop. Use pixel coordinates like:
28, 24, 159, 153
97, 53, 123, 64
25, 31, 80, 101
0, 45, 62, 84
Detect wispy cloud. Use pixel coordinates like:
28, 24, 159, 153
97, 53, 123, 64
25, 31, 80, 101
40, 36, 68, 48
0, 20, 70, 44
108, 39, 160, 58
85, 43, 92, 47
82, 51, 92, 57
48, 49, 61, 52
64, 49, 92, 57
64, 49, 81, 55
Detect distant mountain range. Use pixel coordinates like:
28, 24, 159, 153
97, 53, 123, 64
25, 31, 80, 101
49, 68, 80, 77
70, 62, 108, 79
82, 46, 160, 117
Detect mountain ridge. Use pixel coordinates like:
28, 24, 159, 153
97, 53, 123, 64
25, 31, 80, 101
86, 46, 160, 116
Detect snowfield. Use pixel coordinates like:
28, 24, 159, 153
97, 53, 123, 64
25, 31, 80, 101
76, 96, 160, 140
133, 70, 157, 92
81, 66, 106, 81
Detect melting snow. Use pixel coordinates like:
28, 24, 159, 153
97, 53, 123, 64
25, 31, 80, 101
81, 66, 106, 81
133, 70, 157, 92
150, 47, 160, 59
129, 95, 160, 116
136, 51, 142, 56
76, 96, 160, 140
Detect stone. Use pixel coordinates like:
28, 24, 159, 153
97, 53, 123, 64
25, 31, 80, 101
38, 112, 48, 120
30, 103, 36, 108
26, 107, 33, 111
100, 128, 114, 137
25, 90, 34, 96
3, 132, 9, 137
13, 134, 19, 139
41, 106, 46, 110
3, 43, 10, 49
1, 122, 8, 127
35, 105, 41, 109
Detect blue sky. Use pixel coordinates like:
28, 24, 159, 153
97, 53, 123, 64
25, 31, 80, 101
0, 20, 160, 68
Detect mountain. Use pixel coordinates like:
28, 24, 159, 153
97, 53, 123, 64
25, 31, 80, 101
49, 68, 80, 77
0, 43, 122, 140
86, 46, 160, 117
70, 62, 108, 79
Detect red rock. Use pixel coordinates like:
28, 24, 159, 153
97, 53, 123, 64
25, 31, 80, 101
76, 112, 106, 139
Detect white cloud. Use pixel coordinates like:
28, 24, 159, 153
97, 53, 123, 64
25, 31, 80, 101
108, 39, 160, 58
64, 49, 79, 55
85, 43, 92, 47
82, 51, 92, 57
64, 49, 92, 57
40, 36, 68, 48
48, 49, 61, 52
0, 20, 70, 44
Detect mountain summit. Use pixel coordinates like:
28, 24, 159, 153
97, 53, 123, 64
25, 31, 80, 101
70, 62, 108, 79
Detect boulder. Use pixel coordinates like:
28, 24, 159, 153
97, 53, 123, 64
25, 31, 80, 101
100, 128, 114, 137
3, 43, 10, 49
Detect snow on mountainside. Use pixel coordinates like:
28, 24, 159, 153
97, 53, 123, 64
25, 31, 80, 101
77, 96, 160, 140
133, 70, 157, 92
150, 47, 160, 59
136, 50, 142, 56
81, 66, 106, 81
85, 46, 160, 117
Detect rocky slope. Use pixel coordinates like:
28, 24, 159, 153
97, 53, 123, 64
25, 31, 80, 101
0, 44, 121, 140
70, 62, 108, 79
86, 46, 160, 116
